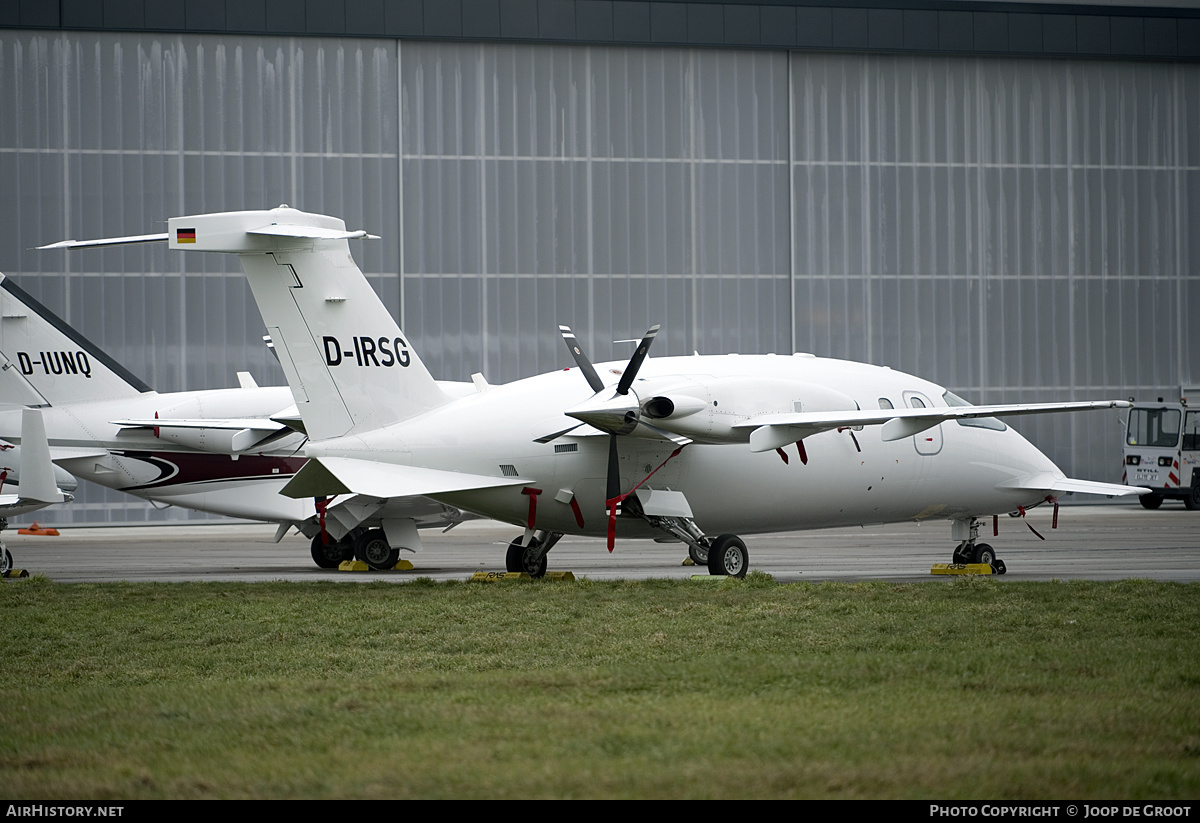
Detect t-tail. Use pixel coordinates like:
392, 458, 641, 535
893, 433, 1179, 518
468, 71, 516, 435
41, 206, 451, 441
0, 274, 153, 405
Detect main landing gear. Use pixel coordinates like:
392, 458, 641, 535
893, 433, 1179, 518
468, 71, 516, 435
506, 530, 564, 578
0, 518, 15, 577
950, 518, 1007, 575
706, 534, 749, 578
638, 504, 749, 579
309, 527, 403, 570
504, 523, 751, 580
310, 532, 354, 568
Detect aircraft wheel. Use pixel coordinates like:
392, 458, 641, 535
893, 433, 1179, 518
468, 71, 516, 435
1139, 493, 1164, 510
688, 543, 708, 565
707, 534, 748, 579
1185, 483, 1200, 511
1, 546, 11, 575
951, 541, 972, 565
506, 537, 547, 578
310, 533, 352, 569
972, 543, 996, 566
355, 528, 399, 570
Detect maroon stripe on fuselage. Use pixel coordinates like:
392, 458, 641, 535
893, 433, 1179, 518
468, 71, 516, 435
114, 451, 305, 491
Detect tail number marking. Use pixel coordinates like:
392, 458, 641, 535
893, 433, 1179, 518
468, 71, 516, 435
323, 336, 410, 368
17, 350, 93, 378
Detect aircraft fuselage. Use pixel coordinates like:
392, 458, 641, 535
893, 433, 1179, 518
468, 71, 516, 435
307, 353, 1062, 540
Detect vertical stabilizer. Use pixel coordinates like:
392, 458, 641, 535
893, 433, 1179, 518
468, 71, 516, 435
0, 274, 152, 404
166, 207, 451, 441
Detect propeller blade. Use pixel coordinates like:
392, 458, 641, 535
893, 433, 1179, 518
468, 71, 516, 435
558, 325, 605, 393
616, 325, 660, 396
606, 433, 621, 502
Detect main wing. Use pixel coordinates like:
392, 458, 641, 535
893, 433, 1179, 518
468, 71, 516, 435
111, 416, 292, 454
733, 400, 1130, 453
280, 457, 528, 500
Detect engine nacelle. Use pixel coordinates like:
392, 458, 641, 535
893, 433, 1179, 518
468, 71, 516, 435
632, 377, 859, 444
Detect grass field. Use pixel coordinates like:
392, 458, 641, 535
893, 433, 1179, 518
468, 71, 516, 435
2, 574, 1198, 799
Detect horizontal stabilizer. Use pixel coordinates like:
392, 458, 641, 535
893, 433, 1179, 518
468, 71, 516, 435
248, 224, 379, 241
281, 456, 528, 500
37, 232, 169, 250
998, 473, 1148, 497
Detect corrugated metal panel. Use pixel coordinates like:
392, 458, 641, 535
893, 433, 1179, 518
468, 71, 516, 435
0, 31, 1194, 522
789, 53, 1196, 483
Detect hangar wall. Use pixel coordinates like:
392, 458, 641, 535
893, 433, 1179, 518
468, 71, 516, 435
0, 29, 1195, 522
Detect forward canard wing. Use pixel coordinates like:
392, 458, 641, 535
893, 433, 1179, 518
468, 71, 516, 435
997, 473, 1148, 498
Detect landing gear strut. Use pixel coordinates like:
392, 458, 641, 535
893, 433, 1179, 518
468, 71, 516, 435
636, 506, 748, 579
506, 530, 563, 578
951, 518, 1007, 574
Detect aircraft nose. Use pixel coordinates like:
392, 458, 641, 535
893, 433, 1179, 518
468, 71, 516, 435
1003, 422, 1064, 477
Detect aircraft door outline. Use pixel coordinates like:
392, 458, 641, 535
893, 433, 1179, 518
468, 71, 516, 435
904, 391, 943, 456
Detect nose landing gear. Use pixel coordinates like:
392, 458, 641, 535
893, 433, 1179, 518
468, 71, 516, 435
950, 518, 1007, 574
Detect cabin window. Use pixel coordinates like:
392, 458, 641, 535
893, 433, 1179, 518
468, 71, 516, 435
1127, 408, 1180, 448
943, 390, 1007, 432
878, 398, 893, 410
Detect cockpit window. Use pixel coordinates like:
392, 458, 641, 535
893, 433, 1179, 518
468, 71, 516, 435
1184, 412, 1200, 452
1127, 408, 1181, 448
943, 391, 1007, 432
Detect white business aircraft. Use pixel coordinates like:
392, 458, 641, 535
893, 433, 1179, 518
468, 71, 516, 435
0, 407, 74, 574
44, 206, 1146, 578
0, 274, 475, 568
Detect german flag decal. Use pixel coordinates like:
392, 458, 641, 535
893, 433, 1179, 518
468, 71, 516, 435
176, 228, 196, 244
